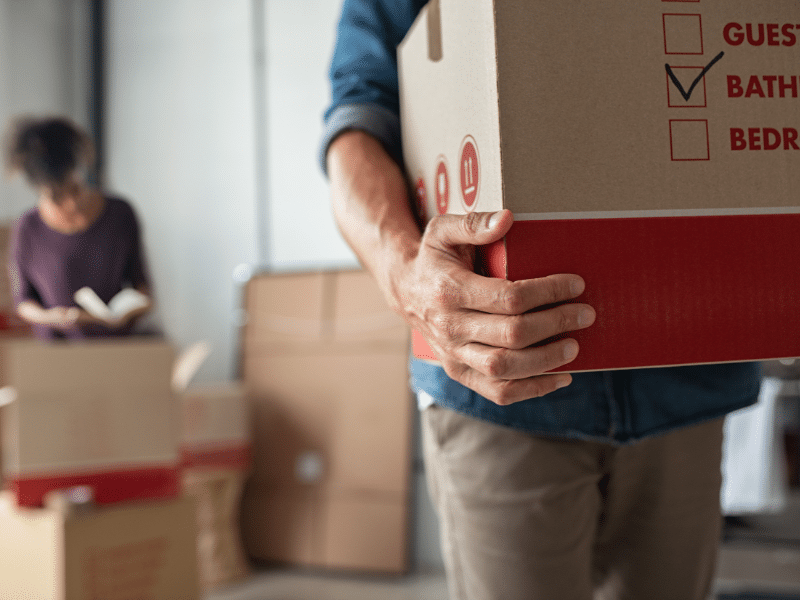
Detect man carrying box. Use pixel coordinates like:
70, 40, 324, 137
321, 1, 761, 599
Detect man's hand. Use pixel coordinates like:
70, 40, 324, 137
391, 209, 595, 405
327, 130, 594, 406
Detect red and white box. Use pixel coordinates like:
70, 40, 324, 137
400, 0, 800, 372
1, 339, 181, 507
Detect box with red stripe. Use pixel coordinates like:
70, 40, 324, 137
401, 0, 800, 371
1, 340, 181, 507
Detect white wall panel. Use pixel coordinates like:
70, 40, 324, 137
262, 0, 357, 270
0, 0, 87, 221
107, 0, 259, 381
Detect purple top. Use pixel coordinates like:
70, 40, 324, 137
9, 196, 151, 340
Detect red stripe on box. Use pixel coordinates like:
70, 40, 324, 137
180, 444, 252, 471
414, 214, 800, 372
8, 465, 181, 508
411, 329, 438, 362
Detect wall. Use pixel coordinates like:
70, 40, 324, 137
106, 0, 260, 382
261, 0, 358, 269
0, 0, 90, 222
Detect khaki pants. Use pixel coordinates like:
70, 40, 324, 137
422, 405, 724, 600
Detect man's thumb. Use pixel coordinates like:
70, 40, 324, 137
427, 210, 513, 249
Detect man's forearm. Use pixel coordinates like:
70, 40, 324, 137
326, 129, 421, 309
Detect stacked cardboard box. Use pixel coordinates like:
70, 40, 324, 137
0, 338, 200, 598
1, 339, 182, 507
239, 270, 413, 574
0, 490, 199, 600
179, 382, 252, 589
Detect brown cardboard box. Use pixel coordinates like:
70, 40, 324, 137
400, 0, 800, 371
182, 469, 250, 591
0, 491, 200, 600
0, 330, 33, 491
241, 482, 409, 574
1, 339, 181, 507
178, 381, 252, 590
243, 270, 407, 351
180, 383, 251, 471
239, 270, 413, 573
244, 349, 412, 495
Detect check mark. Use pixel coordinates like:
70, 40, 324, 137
665, 51, 725, 102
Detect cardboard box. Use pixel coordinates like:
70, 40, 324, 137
180, 383, 251, 472
243, 270, 408, 350
400, 0, 800, 371
1, 339, 181, 507
241, 483, 409, 574
239, 270, 413, 573
0, 491, 199, 600
182, 469, 250, 591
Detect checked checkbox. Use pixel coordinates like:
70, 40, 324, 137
666, 66, 707, 107
663, 14, 703, 55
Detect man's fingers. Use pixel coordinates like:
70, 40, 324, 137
457, 337, 581, 381
457, 368, 574, 406
438, 270, 586, 317
425, 210, 513, 250
451, 303, 595, 350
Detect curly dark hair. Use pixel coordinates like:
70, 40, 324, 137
3, 115, 95, 187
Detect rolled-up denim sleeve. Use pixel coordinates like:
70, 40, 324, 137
320, 0, 423, 174
320, 103, 401, 174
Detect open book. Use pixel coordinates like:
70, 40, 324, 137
73, 286, 149, 323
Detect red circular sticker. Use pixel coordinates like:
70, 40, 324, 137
435, 158, 449, 215
414, 177, 427, 221
459, 136, 479, 210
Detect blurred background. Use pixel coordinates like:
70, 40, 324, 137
0, 2, 798, 599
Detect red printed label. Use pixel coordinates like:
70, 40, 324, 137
459, 136, 479, 210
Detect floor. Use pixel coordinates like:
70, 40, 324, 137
205, 493, 800, 600
206, 567, 449, 600
205, 566, 800, 600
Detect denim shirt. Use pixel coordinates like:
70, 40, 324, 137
322, 0, 760, 444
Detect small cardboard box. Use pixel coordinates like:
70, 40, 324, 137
182, 469, 250, 590
239, 270, 413, 574
400, 0, 800, 371
1, 339, 181, 507
180, 383, 251, 472
0, 491, 200, 600
170, 344, 253, 589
